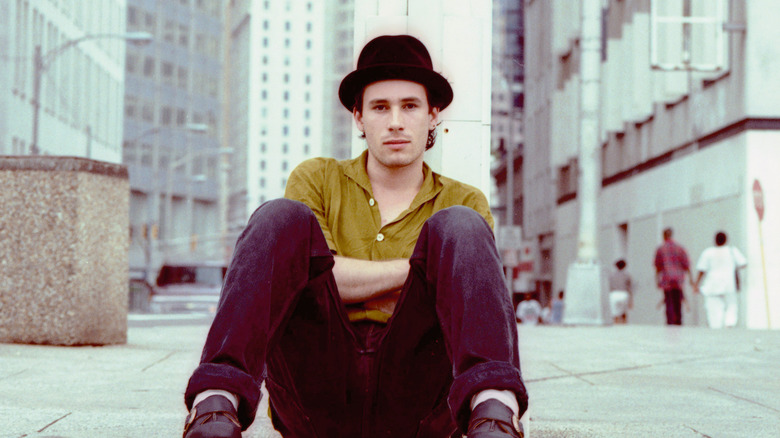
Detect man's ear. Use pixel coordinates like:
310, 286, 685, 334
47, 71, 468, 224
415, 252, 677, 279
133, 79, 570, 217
353, 108, 364, 132
429, 107, 440, 130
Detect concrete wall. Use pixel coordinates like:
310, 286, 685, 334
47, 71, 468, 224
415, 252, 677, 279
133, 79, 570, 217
0, 157, 129, 345
351, 0, 494, 196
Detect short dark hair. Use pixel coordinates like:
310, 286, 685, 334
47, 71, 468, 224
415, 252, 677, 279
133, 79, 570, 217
615, 259, 626, 270
353, 85, 440, 150
663, 227, 673, 240
715, 231, 727, 246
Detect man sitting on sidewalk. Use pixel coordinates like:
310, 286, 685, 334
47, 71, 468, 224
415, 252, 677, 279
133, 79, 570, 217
182, 34, 528, 438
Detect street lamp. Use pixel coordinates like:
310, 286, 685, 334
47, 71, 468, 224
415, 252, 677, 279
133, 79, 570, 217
31, 31, 153, 154
162, 145, 233, 262
124, 123, 212, 281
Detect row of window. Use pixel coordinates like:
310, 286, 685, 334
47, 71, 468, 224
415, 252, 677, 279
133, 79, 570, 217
259, 160, 290, 172
124, 97, 213, 130
259, 143, 311, 155
258, 177, 288, 190
126, 53, 219, 97
127, 7, 221, 58
258, 126, 311, 139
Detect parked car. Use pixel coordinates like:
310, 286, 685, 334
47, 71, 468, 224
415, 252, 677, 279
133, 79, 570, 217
150, 262, 227, 314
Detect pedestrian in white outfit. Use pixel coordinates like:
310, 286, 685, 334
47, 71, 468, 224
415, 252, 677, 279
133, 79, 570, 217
694, 232, 747, 328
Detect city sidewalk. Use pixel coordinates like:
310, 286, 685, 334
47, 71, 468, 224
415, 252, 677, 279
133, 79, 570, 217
1, 315, 778, 437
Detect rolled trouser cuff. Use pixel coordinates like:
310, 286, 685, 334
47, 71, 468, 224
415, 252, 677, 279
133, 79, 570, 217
185, 363, 262, 430
448, 360, 528, 434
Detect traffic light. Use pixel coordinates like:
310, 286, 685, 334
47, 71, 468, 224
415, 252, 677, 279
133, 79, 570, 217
190, 234, 198, 251
150, 224, 159, 240
141, 224, 148, 240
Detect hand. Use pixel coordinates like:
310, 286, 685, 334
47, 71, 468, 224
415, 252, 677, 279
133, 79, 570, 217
364, 289, 402, 315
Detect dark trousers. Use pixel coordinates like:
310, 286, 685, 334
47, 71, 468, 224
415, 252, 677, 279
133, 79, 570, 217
185, 199, 527, 438
664, 288, 683, 325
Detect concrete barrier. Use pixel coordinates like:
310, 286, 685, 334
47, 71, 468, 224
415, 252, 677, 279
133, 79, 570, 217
0, 156, 129, 345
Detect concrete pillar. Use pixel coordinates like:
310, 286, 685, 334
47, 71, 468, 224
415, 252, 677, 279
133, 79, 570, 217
562, 0, 611, 326
351, 0, 493, 195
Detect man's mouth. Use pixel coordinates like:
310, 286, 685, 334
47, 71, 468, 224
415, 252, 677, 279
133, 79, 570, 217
384, 139, 410, 146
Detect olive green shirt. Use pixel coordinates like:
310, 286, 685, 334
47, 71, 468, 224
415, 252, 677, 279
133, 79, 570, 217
284, 150, 494, 321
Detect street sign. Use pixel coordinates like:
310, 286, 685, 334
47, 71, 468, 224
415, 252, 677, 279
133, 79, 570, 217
753, 179, 765, 222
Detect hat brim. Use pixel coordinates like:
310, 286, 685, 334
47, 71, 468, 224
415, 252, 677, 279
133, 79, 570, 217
339, 64, 453, 111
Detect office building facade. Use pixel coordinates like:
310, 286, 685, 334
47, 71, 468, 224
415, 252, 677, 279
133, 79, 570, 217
1, 0, 129, 162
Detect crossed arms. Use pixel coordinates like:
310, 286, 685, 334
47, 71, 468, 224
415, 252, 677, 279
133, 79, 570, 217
332, 256, 410, 314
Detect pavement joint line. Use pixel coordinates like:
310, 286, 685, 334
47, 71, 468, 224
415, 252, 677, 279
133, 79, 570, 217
545, 362, 596, 385
707, 386, 780, 414
683, 424, 714, 438
37, 412, 71, 433
141, 351, 176, 372
527, 348, 765, 385
0, 369, 28, 381
526, 362, 653, 384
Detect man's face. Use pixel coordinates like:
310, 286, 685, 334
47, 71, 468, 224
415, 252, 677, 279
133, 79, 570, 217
354, 79, 439, 171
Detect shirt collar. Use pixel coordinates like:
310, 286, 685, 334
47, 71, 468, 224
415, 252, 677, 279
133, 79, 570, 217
343, 150, 443, 206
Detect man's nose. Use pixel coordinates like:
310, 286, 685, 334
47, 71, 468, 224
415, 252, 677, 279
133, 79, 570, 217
389, 107, 403, 130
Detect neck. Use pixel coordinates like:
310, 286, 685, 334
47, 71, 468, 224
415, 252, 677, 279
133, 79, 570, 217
366, 156, 425, 193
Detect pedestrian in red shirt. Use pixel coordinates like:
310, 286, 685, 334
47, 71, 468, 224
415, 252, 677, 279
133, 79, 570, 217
654, 227, 694, 325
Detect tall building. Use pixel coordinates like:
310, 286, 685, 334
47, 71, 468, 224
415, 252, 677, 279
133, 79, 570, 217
225, 0, 348, 239
123, 0, 224, 276
524, 0, 780, 328
491, 0, 538, 297
1, 0, 130, 162
323, 0, 356, 160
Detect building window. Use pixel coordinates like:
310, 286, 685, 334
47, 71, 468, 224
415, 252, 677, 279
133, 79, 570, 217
282, 143, 289, 153
176, 109, 187, 126
281, 161, 288, 171
178, 67, 188, 89
178, 24, 189, 47
164, 20, 175, 43
126, 53, 138, 73
143, 56, 155, 77
160, 106, 173, 126
128, 7, 138, 26
125, 96, 138, 119
260, 160, 266, 170
162, 62, 174, 84
142, 102, 154, 122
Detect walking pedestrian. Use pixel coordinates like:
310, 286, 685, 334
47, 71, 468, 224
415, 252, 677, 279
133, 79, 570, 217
182, 35, 527, 438
608, 259, 632, 324
693, 231, 747, 328
654, 227, 694, 325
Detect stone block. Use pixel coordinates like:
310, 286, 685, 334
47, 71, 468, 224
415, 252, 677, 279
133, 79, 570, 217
0, 156, 129, 345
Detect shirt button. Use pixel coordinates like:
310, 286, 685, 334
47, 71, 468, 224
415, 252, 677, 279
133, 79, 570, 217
376, 233, 384, 242
369, 198, 375, 206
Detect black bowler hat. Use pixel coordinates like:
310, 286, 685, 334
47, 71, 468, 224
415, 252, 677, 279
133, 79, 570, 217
338, 35, 454, 111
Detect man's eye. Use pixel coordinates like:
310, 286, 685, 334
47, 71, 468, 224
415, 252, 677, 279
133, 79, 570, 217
403, 104, 418, 110
373, 105, 387, 111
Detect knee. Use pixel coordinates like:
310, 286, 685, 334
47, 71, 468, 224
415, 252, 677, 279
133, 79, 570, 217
426, 206, 491, 238
246, 198, 314, 231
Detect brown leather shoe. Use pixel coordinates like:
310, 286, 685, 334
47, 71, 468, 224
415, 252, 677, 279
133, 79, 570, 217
467, 399, 524, 438
183, 395, 242, 438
